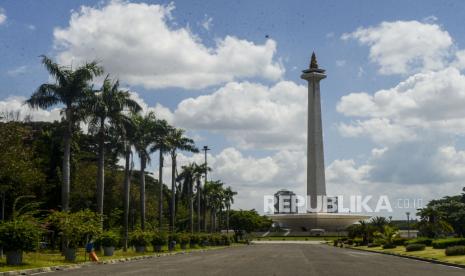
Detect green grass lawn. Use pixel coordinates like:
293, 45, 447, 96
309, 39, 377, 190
0, 245, 230, 272
355, 245, 465, 265
254, 236, 338, 241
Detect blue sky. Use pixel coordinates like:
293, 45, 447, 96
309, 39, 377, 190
2, 0, 465, 218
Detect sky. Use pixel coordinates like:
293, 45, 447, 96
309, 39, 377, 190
2, 0, 465, 218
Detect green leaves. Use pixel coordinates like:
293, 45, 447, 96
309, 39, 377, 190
0, 218, 43, 252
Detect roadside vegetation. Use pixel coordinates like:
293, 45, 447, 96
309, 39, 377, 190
0, 56, 271, 270
333, 190, 465, 265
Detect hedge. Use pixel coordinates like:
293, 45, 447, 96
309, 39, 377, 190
432, 238, 465, 249
445, 246, 465, 256
406, 238, 433, 246
405, 243, 425, 252
382, 243, 396, 249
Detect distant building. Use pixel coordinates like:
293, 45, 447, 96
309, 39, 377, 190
274, 189, 298, 214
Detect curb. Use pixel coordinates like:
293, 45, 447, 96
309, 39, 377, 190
0, 247, 229, 275
344, 246, 465, 270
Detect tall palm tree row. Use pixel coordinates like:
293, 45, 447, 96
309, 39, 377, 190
26, 56, 237, 236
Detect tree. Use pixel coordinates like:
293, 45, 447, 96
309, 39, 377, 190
193, 163, 209, 232
204, 180, 225, 232
177, 163, 195, 233
417, 195, 462, 238
149, 119, 172, 230
84, 76, 141, 218
165, 128, 198, 232
229, 209, 271, 240
223, 186, 237, 233
132, 112, 158, 230
26, 56, 103, 211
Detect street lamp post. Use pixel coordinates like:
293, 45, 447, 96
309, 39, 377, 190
406, 212, 411, 239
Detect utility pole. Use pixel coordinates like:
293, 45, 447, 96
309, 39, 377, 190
203, 146, 210, 232
406, 212, 411, 239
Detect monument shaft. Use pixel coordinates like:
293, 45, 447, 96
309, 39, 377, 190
301, 54, 327, 210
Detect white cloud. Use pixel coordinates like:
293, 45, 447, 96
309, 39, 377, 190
173, 81, 307, 150
0, 8, 6, 25
342, 20, 453, 75
337, 67, 465, 144
201, 15, 213, 31
53, 1, 284, 90
6, 66, 28, 77
336, 60, 346, 67
0, 96, 61, 122
173, 148, 306, 211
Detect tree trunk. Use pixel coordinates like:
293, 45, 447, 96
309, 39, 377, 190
170, 152, 176, 232
189, 179, 193, 234
62, 108, 72, 211
196, 180, 201, 233
123, 149, 131, 251
158, 150, 163, 230
226, 205, 230, 234
203, 197, 208, 232
97, 118, 105, 219
140, 155, 146, 230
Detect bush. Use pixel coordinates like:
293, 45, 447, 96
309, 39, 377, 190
382, 243, 396, 249
98, 231, 119, 247
151, 232, 168, 246
432, 238, 465, 249
178, 233, 190, 245
189, 234, 200, 245
169, 233, 179, 243
221, 234, 231, 245
445, 246, 465, 256
405, 243, 426, 252
129, 229, 152, 247
392, 237, 408, 246
353, 238, 363, 246
346, 239, 354, 245
406, 237, 433, 246
333, 240, 339, 246
0, 219, 43, 252
47, 210, 102, 248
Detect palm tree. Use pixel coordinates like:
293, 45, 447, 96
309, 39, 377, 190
177, 163, 196, 233
204, 180, 224, 232
223, 186, 237, 233
166, 128, 198, 232
85, 76, 141, 218
111, 115, 137, 251
132, 112, 158, 230
193, 163, 210, 232
150, 119, 172, 230
26, 55, 103, 211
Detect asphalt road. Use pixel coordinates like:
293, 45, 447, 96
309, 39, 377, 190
48, 244, 465, 276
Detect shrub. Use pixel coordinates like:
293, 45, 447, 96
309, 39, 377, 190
405, 243, 426, 252
406, 237, 433, 246
189, 234, 200, 245
199, 234, 209, 246
333, 240, 339, 247
47, 210, 102, 248
221, 234, 231, 245
432, 238, 465, 249
382, 243, 396, 249
98, 231, 119, 247
0, 219, 43, 252
392, 237, 408, 246
178, 233, 190, 245
445, 246, 465, 256
151, 232, 168, 247
169, 233, 179, 243
353, 238, 363, 246
129, 229, 152, 247
346, 239, 354, 245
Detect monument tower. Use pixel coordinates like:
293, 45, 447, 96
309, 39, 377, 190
301, 52, 326, 210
